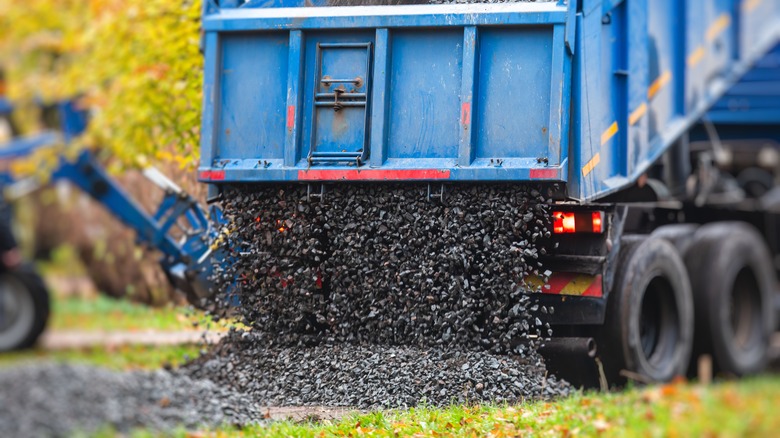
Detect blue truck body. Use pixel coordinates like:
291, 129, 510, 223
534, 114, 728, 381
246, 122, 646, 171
708, 43, 780, 126
198, 0, 780, 201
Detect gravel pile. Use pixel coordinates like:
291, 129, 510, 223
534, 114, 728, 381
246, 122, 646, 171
184, 330, 571, 409
0, 362, 264, 438
210, 183, 554, 354
190, 183, 570, 409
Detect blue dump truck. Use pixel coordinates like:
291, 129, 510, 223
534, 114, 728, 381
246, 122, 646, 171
197, 0, 780, 384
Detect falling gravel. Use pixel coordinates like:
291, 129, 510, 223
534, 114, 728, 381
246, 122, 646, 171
210, 183, 556, 354
189, 183, 571, 409
0, 362, 264, 438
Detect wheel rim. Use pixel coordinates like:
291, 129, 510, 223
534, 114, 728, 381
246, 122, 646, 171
0, 275, 36, 350
727, 267, 763, 354
639, 275, 680, 371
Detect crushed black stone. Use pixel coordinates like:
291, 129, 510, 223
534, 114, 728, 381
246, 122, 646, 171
0, 362, 264, 438
208, 183, 555, 354
188, 183, 570, 410
183, 330, 572, 409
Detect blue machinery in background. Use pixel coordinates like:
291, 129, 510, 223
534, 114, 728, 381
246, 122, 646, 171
198, 0, 780, 201
0, 103, 224, 304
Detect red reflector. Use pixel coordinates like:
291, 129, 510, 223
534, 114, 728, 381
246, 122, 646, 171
529, 168, 558, 179
592, 211, 603, 233
553, 212, 576, 234
199, 170, 225, 181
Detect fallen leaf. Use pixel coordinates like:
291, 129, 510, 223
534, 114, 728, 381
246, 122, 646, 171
593, 419, 610, 432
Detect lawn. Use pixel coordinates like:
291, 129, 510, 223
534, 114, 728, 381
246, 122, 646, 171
0, 343, 202, 371
85, 376, 780, 437
1, 289, 218, 370
49, 293, 228, 333
3, 286, 778, 437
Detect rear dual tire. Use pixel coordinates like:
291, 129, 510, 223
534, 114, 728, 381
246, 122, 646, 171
601, 222, 775, 385
683, 222, 775, 376
600, 237, 694, 384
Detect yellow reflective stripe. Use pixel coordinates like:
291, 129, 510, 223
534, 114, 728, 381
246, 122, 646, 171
582, 152, 601, 177
707, 13, 732, 42
629, 103, 647, 126
743, 0, 764, 13
600, 122, 619, 146
648, 70, 672, 100
687, 46, 706, 67
525, 276, 545, 290
559, 274, 599, 296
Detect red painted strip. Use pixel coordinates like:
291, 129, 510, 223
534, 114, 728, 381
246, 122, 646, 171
286, 105, 295, 129
460, 102, 471, 126
543, 272, 579, 294
529, 168, 558, 179
581, 275, 603, 297
298, 169, 450, 181
199, 170, 225, 181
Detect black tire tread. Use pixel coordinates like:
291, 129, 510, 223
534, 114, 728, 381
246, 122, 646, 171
684, 222, 775, 376
600, 236, 694, 385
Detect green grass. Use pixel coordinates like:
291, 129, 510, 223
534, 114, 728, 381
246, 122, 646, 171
51, 294, 197, 332
50, 293, 238, 333
36, 243, 238, 332
6, 258, 779, 437
0, 292, 219, 371
98, 376, 780, 437
0, 343, 202, 371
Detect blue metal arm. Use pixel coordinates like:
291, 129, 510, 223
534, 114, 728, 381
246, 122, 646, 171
52, 152, 194, 264
0, 131, 223, 303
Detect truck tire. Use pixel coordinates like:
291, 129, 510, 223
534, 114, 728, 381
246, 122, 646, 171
600, 236, 694, 385
684, 222, 775, 376
0, 266, 50, 351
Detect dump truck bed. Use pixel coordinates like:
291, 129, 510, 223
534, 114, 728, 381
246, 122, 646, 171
199, 0, 780, 200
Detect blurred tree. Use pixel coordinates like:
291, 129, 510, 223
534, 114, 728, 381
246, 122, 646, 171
0, 0, 205, 304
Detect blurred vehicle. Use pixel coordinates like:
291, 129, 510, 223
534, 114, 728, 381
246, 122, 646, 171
0, 196, 50, 351
0, 98, 224, 351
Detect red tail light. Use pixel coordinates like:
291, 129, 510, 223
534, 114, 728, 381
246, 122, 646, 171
553, 212, 576, 233
553, 211, 605, 234
591, 211, 603, 233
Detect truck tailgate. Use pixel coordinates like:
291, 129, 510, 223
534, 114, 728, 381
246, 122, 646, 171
199, 3, 572, 183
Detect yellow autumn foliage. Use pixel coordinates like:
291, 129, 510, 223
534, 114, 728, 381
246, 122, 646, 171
0, 0, 203, 171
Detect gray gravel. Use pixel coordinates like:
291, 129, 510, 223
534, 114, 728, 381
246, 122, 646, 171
194, 183, 570, 408
0, 362, 264, 438
183, 329, 572, 409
